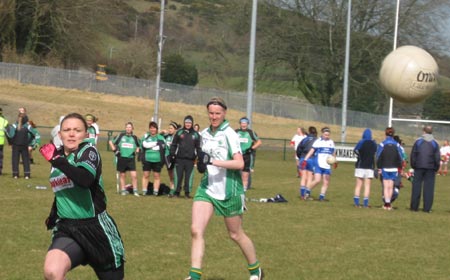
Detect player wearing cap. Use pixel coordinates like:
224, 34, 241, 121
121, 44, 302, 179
169, 115, 202, 198
235, 117, 261, 191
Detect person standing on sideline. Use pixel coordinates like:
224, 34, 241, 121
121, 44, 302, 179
10, 110, 38, 179
0, 108, 8, 175
353, 128, 377, 208
161, 121, 180, 196
109, 122, 140, 196
290, 127, 306, 177
236, 117, 262, 191
437, 140, 450, 176
39, 113, 125, 280
410, 125, 440, 213
297, 126, 317, 199
185, 97, 263, 280
85, 114, 99, 146
169, 115, 201, 198
27, 120, 41, 164
140, 121, 166, 196
376, 127, 403, 210
303, 127, 336, 201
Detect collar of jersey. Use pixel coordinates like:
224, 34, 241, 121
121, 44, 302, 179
208, 119, 229, 134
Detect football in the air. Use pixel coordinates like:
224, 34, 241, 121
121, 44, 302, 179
379, 45, 438, 103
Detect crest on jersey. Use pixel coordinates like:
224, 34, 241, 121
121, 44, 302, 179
89, 150, 97, 161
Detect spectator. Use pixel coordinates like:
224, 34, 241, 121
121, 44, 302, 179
410, 125, 440, 213
27, 120, 41, 164
140, 121, 166, 196
290, 127, 306, 177
297, 126, 317, 199
85, 114, 99, 146
193, 123, 200, 132
236, 117, 262, 191
169, 115, 202, 198
376, 127, 403, 210
353, 128, 377, 208
10, 109, 38, 179
39, 113, 125, 279
437, 140, 450, 176
184, 97, 263, 280
303, 127, 336, 201
161, 121, 180, 196
109, 122, 140, 196
0, 108, 8, 175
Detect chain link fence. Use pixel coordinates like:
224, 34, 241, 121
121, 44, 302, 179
1, 62, 449, 140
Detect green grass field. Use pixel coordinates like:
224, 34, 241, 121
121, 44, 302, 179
1, 142, 449, 280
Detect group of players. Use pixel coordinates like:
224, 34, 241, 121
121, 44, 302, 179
291, 125, 448, 211
108, 114, 262, 199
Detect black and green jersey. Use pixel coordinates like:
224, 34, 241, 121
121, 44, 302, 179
140, 133, 166, 163
49, 141, 106, 219
235, 128, 259, 154
113, 133, 139, 158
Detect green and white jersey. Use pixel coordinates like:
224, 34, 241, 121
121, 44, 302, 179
236, 128, 259, 153
163, 133, 174, 156
49, 142, 106, 219
114, 133, 139, 158
199, 120, 244, 200
86, 125, 98, 146
140, 133, 165, 163
28, 126, 41, 148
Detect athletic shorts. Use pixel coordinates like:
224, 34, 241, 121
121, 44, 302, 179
381, 169, 398, 180
299, 158, 314, 172
242, 153, 253, 172
49, 237, 124, 280
50, 211, 125, 272
142, 161, 162, 172
116, 157, 136, 172
354, 168, 374, 179
313, 165, 331, 175
194, 187, 245, 217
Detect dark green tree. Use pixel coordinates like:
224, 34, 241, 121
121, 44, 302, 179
161, 54, 198, 86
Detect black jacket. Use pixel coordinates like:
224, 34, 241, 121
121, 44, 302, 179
410, 135, 440, 171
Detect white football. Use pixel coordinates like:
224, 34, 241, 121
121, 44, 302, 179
326, 156, 337, 164
379, 45, 438, 103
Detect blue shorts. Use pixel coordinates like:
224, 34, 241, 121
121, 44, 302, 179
299, 158, 315, 172
381, 169, 398, 180
314, 166, 331, 175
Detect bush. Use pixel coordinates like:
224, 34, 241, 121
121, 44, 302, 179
161, 54, 198, 86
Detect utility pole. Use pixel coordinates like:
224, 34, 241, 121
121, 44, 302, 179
153, 0, 165, 123
246, 0, 257, 128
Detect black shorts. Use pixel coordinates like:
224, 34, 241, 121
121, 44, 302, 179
142, 161, 162, 172
49, 237, 124, 280
50, 211, 125, 274
243, 153, 253, 172
116, 157, 136, 172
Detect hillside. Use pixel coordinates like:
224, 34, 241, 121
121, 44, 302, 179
0, 80, 401, 144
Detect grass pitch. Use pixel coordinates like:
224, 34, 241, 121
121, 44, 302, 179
1, 145, 449, 279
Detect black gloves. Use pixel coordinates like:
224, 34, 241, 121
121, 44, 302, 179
197, 152, 212, 173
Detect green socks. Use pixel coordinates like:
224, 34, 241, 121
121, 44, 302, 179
248, 261, 261, 276
189, 267, 202, 280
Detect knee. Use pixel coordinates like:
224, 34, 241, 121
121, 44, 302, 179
228, 229, 245, 243
190, 225, 204, 240
44, 264, 65, 280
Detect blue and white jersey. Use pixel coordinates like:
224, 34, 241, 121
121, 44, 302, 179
312, 137, 335, 169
